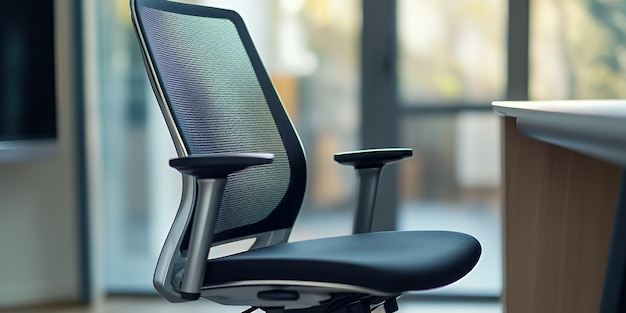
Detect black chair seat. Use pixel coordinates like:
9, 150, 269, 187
205, 230, 481, 293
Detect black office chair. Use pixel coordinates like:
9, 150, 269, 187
130, 1, 481, 312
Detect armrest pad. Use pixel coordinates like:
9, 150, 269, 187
334, 148, 412, 169
169, 153, 274, 178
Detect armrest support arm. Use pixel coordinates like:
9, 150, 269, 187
169, 153, 273, 300
334, 148, 412, 234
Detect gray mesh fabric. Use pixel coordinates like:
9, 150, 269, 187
141, 7, 291, 234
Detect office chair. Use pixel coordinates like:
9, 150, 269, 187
130, 1, 481, 312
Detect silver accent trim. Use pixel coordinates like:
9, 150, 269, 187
180, 178, 227, 295
202, 280, 393, 296
153, 174, 196, 302
249, 228, 291, 249
131, 0, 188, 157
209, 228, 291, 249
207, 229, 291, 259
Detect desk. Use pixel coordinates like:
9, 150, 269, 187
493, 100, 626, 313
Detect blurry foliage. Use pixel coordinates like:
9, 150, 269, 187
585, 0, 626, 68
299, 0, 360, 68
396, 0, 506, 104
565, 0, 626, 98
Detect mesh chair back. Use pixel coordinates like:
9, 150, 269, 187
133, 0, 306, 243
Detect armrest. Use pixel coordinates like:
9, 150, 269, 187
170, 152, 274, 178
334, 148, 412, 168
334, 148, 413, 234
169, 152, 273, 300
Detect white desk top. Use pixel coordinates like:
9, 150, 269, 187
492, 100, 626, 166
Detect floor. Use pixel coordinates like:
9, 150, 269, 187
5, 296, 502, 313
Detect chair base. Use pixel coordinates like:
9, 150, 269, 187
259, 295, 400, 313
200, 280, 395, 310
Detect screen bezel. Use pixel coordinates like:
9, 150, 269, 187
0, 1, 59, 163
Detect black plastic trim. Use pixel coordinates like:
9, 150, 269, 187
169, 153, 274, 178
257, 290, 300, 301
180, 291, 200, 301
334, 148, 412, 169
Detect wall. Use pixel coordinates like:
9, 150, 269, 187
0, 0, 82, 308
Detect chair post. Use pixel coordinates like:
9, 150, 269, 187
334, 148, 412, 234
353, 167, 383, 234
179, 177, 226, 300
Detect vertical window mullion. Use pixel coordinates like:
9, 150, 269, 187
361, 0, 399, 231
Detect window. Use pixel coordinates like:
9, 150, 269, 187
394, 0, 506, 296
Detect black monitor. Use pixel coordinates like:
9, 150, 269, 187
0, 1, 57, 162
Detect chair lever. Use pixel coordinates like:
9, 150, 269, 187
383, 297, 398, 313
242, 307, 260, 313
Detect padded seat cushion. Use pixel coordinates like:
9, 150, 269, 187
204, 230, 480, 293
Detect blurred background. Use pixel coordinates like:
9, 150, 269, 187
1, 0, 626, 311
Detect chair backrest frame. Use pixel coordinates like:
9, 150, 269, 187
131, 0, 308, 301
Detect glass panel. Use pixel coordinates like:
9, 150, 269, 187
95, 0, 172, 292
398, 113, 502, 296
396, 0, 505, 296
93, 0, 360, 292
397, 0, 507, 105
530, 0, 626, 99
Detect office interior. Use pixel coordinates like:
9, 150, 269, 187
0, 0, 623, 312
